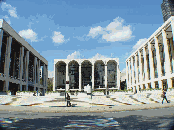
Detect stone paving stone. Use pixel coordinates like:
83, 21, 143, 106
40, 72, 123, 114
0, 96, 13, 105
132, 93, 155, 104
0, 90, 174, 108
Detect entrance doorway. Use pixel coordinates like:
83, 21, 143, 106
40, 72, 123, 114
9, 82, 18, 95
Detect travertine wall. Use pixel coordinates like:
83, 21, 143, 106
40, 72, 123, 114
53, 58, 120, 92
126, 16, 174, 93
0, 19, 48, 95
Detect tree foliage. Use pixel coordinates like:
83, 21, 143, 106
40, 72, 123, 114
47, 78, 53, 91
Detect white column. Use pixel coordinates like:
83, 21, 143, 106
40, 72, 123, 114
143, 46, 149, 89
148, 42, 155, 89
44, 63, 46, 87
162, 29, 172, 75
92, 64, 94, 90
167, 78, 172, 88
38, 59, 40, 85
79, 64, 81, 91
19, 46, 24, 91
170, 38, 174, 73
34, 57, 37, 91
159, 80, 162, 89
143, 46, 148, 81
0, 29, 3, 67
128, 59, 131, 89
43, 64, 45, 87
4, 36, 12, 91
148, 42, 155, 80
66, 63, 69, 91
135, 54, 138, 84
105, 64, 107, 89
154, 37, 162, 78
53, 63, 56, 91
45, 65, 48, 89
138, 50, 143, 86
135, 53, 139, 92
117, 61, 120, 90
12, 52, 16, 78
131, 57, 134, 86
26, 51, 29, 91
170, 18, 174, 73
126, 61, 129, 89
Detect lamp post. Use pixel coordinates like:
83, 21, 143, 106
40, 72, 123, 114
65, 84, 66, 101
90, 76, 92, 99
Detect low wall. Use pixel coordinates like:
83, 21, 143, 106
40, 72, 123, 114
16, 92, 34, 96
0, 92, 8, 95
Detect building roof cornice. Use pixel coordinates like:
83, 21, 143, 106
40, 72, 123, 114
126, 16, 174, 62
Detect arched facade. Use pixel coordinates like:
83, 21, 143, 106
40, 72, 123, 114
53, 58, 120, 92
81, 60, 92, 90
94, 60, 105, 89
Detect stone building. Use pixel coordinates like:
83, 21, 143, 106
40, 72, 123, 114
161, 0, 174, 22
126, 16, 174, 93
0, 19, 48, 95
53, 58, 120, 92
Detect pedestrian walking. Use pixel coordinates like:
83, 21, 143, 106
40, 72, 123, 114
161, 88, 169, 104
66, 93, 71, 107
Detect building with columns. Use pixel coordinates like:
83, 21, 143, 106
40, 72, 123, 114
0, 19, 48, 95
53, 58, 120, 92
126, 16, 174, 93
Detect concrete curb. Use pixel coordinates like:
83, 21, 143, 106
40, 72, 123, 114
0, 103, 174, 113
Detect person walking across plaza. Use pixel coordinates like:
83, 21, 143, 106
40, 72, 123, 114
161, 88, 169, 104
66, 93, 71, 107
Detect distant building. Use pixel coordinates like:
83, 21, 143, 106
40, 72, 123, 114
161, 0, 174, 22
0, 19, 48, 95
48, 71, 54, 78
120, 71, 126, 82
53, 58, 120, 92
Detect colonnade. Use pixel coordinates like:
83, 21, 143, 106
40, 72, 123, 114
0, 19, 48, 95
53, 58, 120, 91
126, 16, 174, 93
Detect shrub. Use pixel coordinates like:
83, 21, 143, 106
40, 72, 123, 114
6, 90, 11, 93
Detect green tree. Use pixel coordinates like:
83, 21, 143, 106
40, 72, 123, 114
47, 78, 53, 91
40, 78, 43, 85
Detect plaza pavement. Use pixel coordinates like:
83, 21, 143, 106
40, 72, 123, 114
0, 90, 174, 113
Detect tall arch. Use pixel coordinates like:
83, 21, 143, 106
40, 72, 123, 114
81, 60, 92, 90
94, 60, 105, 89
107, 60, 117, 88
68, 60, 79, 89
56, 61, 66, 90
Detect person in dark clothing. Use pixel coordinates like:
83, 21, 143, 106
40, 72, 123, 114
161, 89, 169, 104
66, 93, 71, 107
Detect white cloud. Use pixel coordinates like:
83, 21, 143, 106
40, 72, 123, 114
19, 29, 38, 42
67, 51, 82, 60
88, 26, 104, 38
132, 38, 147, 52
3, 15, 11, 24
1, 2, 18, 18
91, 53, 108, 60
52, 31, 65, 44
48, 70, 54, 78
87, 17, 133, 42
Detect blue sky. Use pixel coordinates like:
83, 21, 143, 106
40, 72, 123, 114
0, 0, 164, 77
